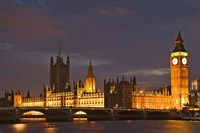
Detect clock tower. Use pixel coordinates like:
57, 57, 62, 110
170, 30, 189, 110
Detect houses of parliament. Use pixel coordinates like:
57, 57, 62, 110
1, 30, 191, 110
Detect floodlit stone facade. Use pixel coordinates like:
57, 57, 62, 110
1, 31, 190, 110
20, 58, 104, 108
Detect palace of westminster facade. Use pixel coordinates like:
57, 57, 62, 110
2, 30, 194, 110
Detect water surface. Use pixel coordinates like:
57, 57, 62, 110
0, 120, 199, 133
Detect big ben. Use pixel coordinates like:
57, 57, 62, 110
170, 30, 189, 110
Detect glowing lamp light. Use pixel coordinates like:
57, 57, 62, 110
74, 111, 87, 115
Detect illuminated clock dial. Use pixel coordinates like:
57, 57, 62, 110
172, 58, 178, 65
182, 57, 187, 65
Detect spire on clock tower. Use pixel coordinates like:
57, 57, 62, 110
172, 30, 187, 52
176, 30, 183, 42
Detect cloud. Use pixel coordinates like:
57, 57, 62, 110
138, 81, 167, 86
98, 7, 137, 17
70, 53, 111, 67
137, 81, 168, 90
122, 68, 170, 76
0, 42, 14, 50
0, 0, 68, 44
11, 0, 50, 10
13, 0, 25, 6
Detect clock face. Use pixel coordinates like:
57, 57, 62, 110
172, 58, 178, 65
182, 57, 187, 65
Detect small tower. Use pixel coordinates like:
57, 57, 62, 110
65, 56, 70, 91
26, 90, 31, 98
84, 60, 96, 93
132, 75, 138, 92
170, 30, 189, 110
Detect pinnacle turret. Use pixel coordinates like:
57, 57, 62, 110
26, 90, 30, 98
67, 56, 70, 65
87, 60, 94, 77
57, 44, 61, 57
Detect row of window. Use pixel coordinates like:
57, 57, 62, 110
47, 102, 73, 106
23, 98, 43, 102
46, 101, 104, 106
78, 100, 104, 105
133, 104, 169, 109
133, 99, 166, 103
47, 97, 73, 101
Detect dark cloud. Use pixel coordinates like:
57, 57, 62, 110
0, 0, 69, 46
98, 7, 137, 17
0, 42, 14, 50
70, 53, 111, 67
122, 68, 169, 76
11, 0, 50, 10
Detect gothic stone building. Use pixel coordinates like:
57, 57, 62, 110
50, 54, 70, 92
190, 78, 200, 107
104, 30, 189, 110
104, 76, 172, 109
104, 77, 137, 108
73, 60, 104, 107
21, 57, 104, 108
1, 30, 190, 110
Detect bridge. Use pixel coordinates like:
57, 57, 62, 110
0, 107, 178, 123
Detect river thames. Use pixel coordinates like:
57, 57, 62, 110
0, 120, 199, 133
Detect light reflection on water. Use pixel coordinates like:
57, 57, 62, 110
162, 120, 197, 133
44, 127, 57, 133
12, 124, 27, 132
0, 120, 199, 133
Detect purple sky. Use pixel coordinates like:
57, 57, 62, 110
1, 0, 200, 96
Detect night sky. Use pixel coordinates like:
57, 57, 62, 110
1, 0, 200, 96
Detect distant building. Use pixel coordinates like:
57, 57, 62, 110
190, 78, 200, 107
